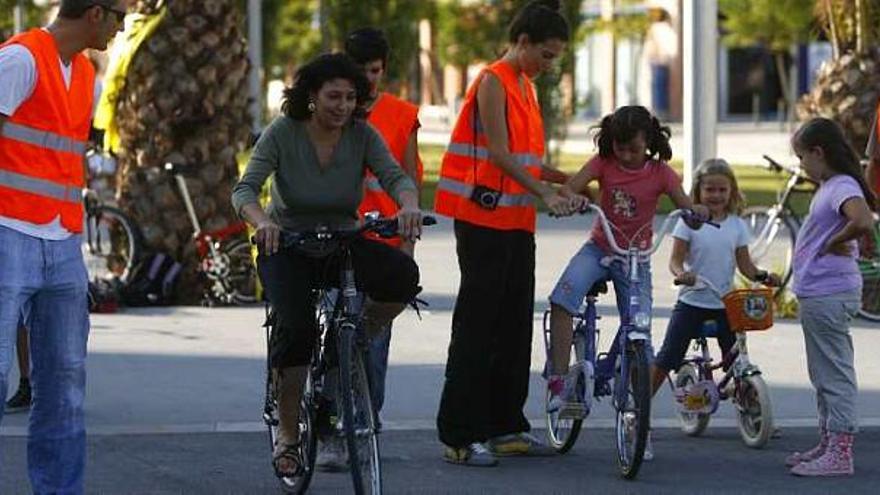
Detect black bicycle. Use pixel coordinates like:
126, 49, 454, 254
261, 215, 435, 494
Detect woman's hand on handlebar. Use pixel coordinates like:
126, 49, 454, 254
673, 271, 697, 286
255, 220, 282, 255
396, 205, 423, 241
543, 190, 589, 217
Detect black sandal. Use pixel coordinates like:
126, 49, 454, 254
273, 440, 304, 479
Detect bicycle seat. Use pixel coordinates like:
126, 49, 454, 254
587, 281, 608, 297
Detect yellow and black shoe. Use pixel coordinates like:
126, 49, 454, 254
487, 432, 556, 457
443, 442, 498, 467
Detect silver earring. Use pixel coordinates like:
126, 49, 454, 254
308, 100, 316, 113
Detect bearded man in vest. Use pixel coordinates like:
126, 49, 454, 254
0, 1, 124, 492
434, 1, 587, 466
318, 27, 424, 469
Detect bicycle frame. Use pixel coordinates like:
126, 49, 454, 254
751, 156, 815, 259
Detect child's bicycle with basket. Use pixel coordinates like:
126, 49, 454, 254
542, 204, 712, 479
670, 275, 775, 448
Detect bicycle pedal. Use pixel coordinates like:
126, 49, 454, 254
558, 403, 589, 420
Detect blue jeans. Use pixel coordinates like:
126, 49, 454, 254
549, 241, 654, 357
368, 323, 392, 415
0, 225, 90, 495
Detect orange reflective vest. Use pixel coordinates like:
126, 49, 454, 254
433, 60, 545, 233
359, 92, 423, 247
0, 29, 94, 234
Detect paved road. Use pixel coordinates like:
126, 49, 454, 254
2, 215, 879, 493
2, 429, 880, 494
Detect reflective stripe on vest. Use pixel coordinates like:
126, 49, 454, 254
445, 142, 542, 170
1, 121, 87, 155
436, 176, 533, 207
0, 168, 82, 203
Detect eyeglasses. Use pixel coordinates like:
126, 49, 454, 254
93, 3, 126, 24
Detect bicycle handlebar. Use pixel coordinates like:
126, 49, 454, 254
574, 204, 718, 257
762, 155, 806, 178
276, 215, 437, 248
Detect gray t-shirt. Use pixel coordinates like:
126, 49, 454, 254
673, 214, 752, 309
232, 116, 416, 230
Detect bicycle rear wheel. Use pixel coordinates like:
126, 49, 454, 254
857, 226, 880, 321
265, 373, 318, 494
338, 324, 382, 495
735, 374, 773, 449
614, 341, 650, 480
220, 238, 258, 305
740, 206, 798, 292
544, 386, 583, 454
83, 205, 142, 284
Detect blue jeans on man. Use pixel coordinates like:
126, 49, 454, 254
0, 225, 90, 494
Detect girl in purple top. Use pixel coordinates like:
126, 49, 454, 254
787, 118, 876, 477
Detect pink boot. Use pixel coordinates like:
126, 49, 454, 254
790, 432, 854, 477
785, 427, 827, 467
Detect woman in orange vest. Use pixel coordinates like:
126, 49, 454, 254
434, 0, 587, 466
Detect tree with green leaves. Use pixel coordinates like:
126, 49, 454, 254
719, 0, 814, 115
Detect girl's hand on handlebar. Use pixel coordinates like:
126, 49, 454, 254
673, 271, 697, 286
396, 205, 423, 241
255, 220, 281, 255
757, 271, 782, 287
569, 194, 591, 213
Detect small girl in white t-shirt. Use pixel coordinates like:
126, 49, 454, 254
649, 159, 780, 457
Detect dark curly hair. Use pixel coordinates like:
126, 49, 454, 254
593, 105, 672, 162
281, 53, 371, 121
508, 0, 570, 44
344, 27, 390, 68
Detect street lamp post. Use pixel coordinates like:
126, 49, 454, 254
682, 0, 718, 190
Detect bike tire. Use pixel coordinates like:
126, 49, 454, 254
83, 205, 142, 284
221, 238, 259, 305
735, 374, 773, 449
544, 388, 583, 454
740, 206, 798, 292
857, 225, 880, 321
267, 373, 318, 494
338, 324, 382, 495
614, 341, 650, 480
673, 363, 711, 437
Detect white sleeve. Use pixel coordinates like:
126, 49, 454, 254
0, 45, 37, 117
671, 217, 691, 242
734, 217, 752, 248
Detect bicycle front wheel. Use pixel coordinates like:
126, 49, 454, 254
740, 206, 798, 291
673, 363, 711, 437
266, 372, 317, 494
83, 205, 142, 284
338, 324, 382, 495
614, 341, 650, 480
735, 374, 773, 449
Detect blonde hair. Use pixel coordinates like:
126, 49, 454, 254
692, 158, 744, 214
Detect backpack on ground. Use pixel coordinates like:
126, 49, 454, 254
120, 252, 182, 306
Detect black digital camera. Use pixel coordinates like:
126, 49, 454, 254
470, 185, 502, 210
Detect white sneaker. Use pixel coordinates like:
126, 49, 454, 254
643, 431, 654, 461
316, 436, 348, 471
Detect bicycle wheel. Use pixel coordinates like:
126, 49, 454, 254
337, 324, 382, 495
220, 238, 258, 305
740, 206, 798, 291
735, 374, 773, 449
83, 205, 142, 284
614, 341, 650, 480
857, 227, 880, 321
266, 372, 318, 494
673, 363, 710, 437
544, 383, 583, 454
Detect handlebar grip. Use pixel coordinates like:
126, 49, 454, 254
422, 215, 438, 226
762, 155, 783, 172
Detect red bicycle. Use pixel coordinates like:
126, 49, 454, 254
164, 161, 258, 306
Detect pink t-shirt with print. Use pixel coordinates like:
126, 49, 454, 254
587, 156, 682, 252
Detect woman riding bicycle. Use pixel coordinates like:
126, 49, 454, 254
231, 53, 422, 479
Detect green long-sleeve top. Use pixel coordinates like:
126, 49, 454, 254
232, 116, 416, 230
